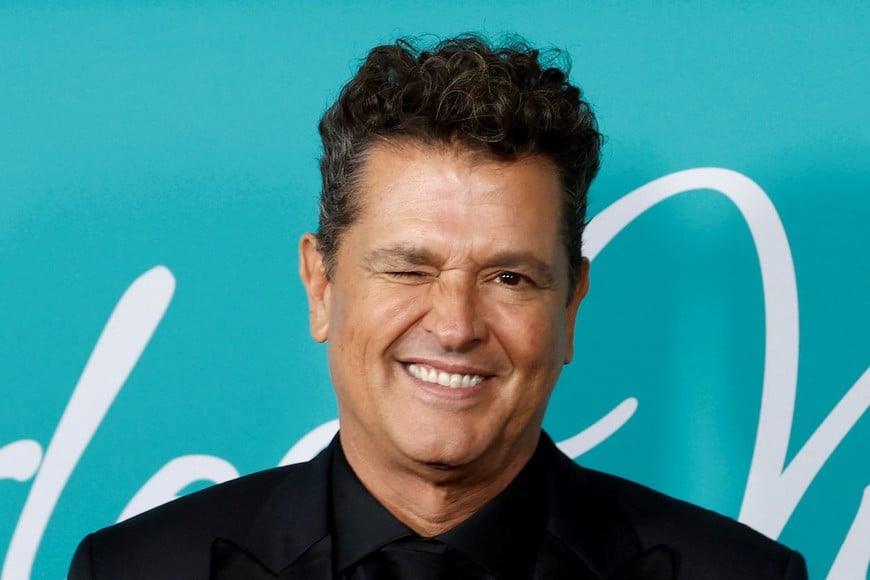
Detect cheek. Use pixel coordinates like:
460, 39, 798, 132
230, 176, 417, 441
332, 284, 425, 358
495, 304, 566, 367
376, 289, 426, 324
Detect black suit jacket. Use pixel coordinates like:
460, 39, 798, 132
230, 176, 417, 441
69, 434, 807, 579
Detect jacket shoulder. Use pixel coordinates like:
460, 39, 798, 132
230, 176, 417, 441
69, 461, 320, 580
575, 461, 807, 579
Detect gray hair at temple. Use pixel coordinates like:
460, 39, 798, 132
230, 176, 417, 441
316, 34, 602, 293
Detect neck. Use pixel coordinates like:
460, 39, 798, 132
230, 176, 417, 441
340, 435, 538, 537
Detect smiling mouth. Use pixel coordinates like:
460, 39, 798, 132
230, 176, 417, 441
406, 363, 485, 389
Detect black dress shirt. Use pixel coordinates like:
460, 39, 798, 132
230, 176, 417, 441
330, 436, 588, 580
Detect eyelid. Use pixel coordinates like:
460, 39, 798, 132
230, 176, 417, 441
388, 270, 428, 277
383, 270, 435, 283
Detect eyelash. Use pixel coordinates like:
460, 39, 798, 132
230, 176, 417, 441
386, 271, 432, 283
388, 271, 426, 277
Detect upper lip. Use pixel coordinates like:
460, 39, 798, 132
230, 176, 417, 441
399, 358, 495, 377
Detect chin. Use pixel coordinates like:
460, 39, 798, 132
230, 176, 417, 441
395, 428, 493, 471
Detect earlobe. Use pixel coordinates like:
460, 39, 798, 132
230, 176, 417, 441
299, 233, 331, 343
563, 258, 590, 364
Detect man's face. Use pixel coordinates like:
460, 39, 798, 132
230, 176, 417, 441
300, 142, 588, 480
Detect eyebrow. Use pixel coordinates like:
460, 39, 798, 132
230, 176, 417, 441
363, 244, 557, 286
363, 244, 436, 269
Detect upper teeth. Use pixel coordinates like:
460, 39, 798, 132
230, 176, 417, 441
407, 363, 484, 388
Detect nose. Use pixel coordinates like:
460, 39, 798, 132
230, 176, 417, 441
421, 273, 487, 351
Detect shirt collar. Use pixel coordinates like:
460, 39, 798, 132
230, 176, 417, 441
330, 435, 548, 580
436, 436, 547, 580
330, 440, 415, 573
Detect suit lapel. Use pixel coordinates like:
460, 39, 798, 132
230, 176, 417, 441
542, 433, 646, 578
210, 536, 333, 580
210, 438, 338, 579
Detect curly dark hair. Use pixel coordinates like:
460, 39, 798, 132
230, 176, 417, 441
317, 35, 602, 291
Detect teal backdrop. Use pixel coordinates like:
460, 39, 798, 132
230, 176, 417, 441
1, 3, 867, 579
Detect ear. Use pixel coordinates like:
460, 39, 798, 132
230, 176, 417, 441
299, 233, 331, 343
563, 258, 590, 364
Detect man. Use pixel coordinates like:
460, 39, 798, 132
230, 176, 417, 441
69, 36, 808, 579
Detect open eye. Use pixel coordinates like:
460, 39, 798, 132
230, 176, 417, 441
495, 271, 528, 286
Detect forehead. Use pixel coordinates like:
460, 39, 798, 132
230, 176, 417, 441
354, 141, 563, 223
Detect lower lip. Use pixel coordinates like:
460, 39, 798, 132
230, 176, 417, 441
402, 364, 489, 401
